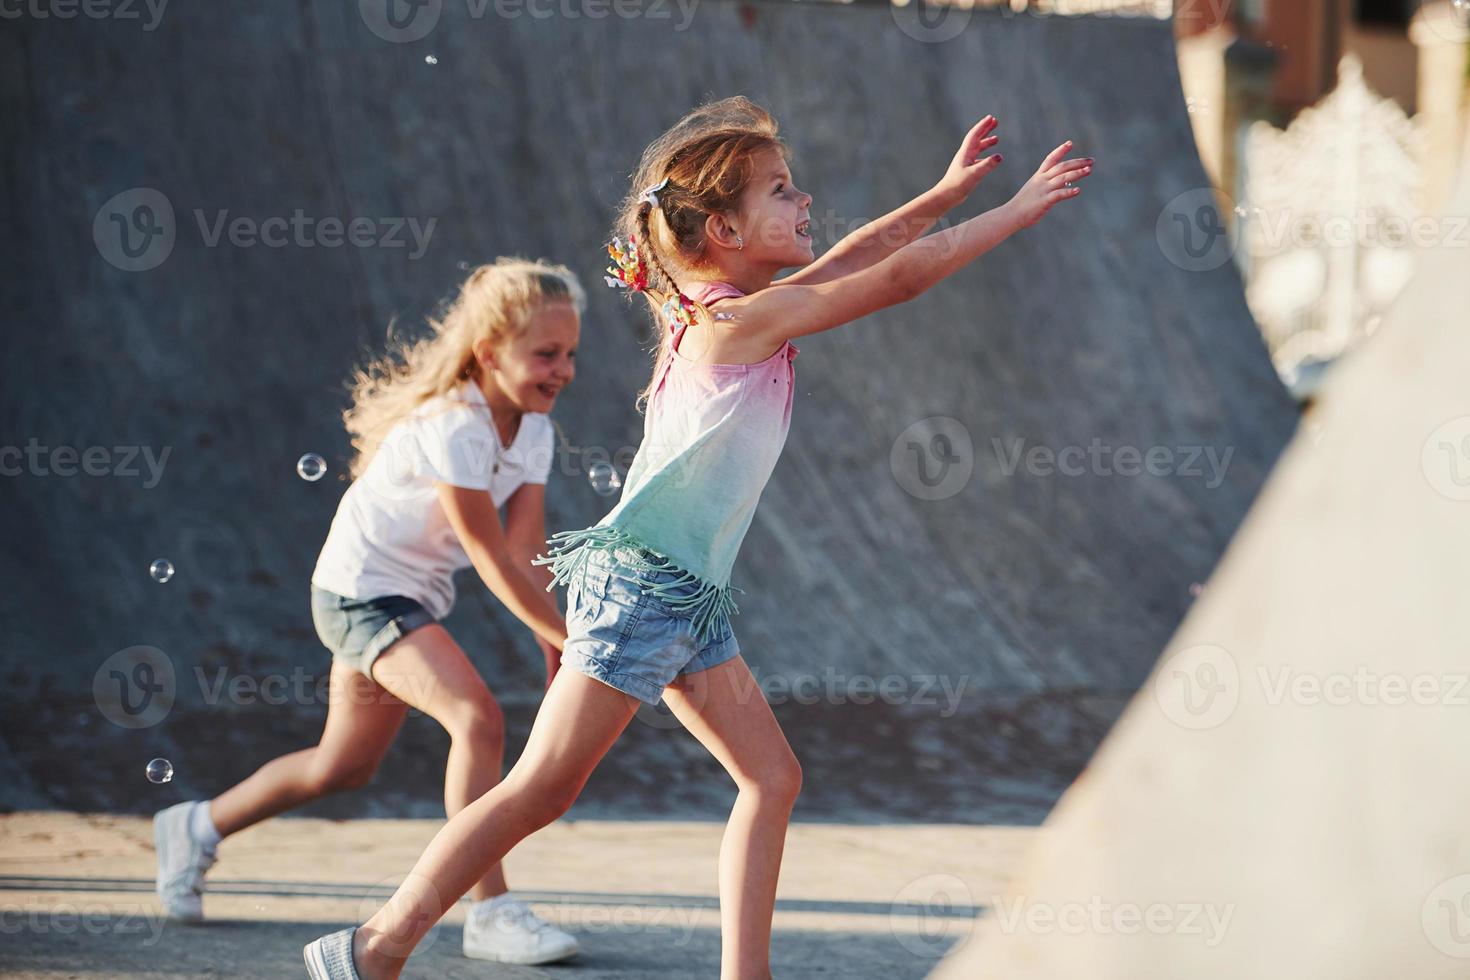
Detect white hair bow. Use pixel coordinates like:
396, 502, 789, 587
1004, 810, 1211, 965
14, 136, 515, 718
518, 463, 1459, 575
640, 177, 669, 208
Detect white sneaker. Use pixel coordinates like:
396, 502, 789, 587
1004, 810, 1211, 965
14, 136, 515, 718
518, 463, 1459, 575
153, 801, 216, 922
304, 926, 361, 979
461, 895, 579, 965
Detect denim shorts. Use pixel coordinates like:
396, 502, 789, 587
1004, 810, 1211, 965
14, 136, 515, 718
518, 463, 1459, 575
561, 547, 741, 705
310, 586, 437, 680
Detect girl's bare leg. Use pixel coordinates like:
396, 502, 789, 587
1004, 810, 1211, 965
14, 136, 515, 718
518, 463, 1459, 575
662, 655, 802, 980
368, 625, 512, 900
210, 661, 409, 837
352, 667, 640, 980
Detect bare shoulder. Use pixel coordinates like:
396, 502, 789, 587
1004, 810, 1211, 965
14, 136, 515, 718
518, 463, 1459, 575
699, 296, 787, 365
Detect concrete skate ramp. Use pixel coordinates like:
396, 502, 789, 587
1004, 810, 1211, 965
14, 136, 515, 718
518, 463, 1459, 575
933, 134, 1470, 976
0, 5, 1296, 819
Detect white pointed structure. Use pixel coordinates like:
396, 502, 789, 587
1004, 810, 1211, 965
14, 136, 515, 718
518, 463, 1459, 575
1242, 54, 1424, 382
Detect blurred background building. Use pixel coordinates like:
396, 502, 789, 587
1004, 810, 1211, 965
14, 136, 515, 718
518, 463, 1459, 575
1174, 0, 1468, 400
937, 0, 1468, 402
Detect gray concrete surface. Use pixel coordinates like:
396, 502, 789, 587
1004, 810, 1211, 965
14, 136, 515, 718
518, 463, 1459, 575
0, 2, 1296, 824
0, 812, 1031, 978
935, 127, 1470, 978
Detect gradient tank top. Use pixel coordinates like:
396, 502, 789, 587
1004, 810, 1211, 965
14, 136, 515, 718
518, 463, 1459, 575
534, 281, 799, 642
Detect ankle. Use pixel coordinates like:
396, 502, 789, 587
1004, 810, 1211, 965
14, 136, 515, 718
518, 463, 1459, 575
188, 800, 223, 850
720, 964, 773, 980
356, 924, 419, 979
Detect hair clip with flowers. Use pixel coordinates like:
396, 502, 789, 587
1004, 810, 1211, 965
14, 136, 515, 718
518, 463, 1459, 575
604, 235, 648, 292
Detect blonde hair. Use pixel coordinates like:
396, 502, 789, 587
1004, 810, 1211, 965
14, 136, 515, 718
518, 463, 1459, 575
343, 257, 584, 478
615, 96, 786, 411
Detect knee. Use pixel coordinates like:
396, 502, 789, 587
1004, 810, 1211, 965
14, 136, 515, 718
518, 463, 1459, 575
746, 754, 802, 808
509, 772, 581, 831
529, 783, 580, 829
444, 695, 505, 748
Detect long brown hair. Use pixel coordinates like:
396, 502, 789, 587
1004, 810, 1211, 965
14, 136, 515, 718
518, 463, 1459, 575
615, 96, 786, 411
342, 257, 584, 478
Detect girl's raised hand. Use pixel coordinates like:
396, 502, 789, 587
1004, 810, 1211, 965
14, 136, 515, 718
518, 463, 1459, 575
1007, 140, 1093, 229
937, 115, 1003, 203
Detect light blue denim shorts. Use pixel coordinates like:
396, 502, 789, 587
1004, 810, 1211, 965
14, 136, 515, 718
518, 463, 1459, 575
561, 546, 740, 705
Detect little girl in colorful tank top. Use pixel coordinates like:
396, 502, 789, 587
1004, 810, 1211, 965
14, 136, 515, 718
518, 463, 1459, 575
305, 96, 1093, 980
535, 274, 798, 652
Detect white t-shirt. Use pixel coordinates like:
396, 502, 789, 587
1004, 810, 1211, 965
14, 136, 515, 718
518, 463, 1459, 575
312, 381, 555, 618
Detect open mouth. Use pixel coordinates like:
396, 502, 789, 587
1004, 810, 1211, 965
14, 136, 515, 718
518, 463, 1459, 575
537, 384, 559, 399
795, 219, 811, 240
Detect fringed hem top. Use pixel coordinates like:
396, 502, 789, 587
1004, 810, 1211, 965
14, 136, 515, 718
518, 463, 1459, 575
533, 280, 799, 643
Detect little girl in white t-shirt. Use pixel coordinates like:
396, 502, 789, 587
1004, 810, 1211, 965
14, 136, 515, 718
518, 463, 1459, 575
153, 258, 584, 966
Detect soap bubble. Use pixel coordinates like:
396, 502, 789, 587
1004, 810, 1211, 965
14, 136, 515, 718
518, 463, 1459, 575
296, 453, 327, 482
424, 54, 438, 65
588, 462, 622, 497
1189, 582, 1205, 598
146, 758, 174, 784
149, 559, 174, 584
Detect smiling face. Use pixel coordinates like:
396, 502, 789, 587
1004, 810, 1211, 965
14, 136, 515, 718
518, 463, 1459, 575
478, 300, 579, 413
730, 147, 814, 271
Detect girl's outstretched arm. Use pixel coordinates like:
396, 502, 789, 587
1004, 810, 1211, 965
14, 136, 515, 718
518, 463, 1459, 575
437, 482, 568, 654
782, 116, 1003, 287
733, 141, 1093, 346
504, 482, 563, 687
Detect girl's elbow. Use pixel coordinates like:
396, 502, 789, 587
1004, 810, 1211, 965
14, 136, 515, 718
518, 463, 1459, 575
888, 265, 927, 305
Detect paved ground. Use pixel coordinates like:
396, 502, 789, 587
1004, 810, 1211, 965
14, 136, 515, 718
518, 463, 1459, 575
0, 812, 1032, 978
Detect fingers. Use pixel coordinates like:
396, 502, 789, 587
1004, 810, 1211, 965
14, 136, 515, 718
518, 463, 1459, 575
1038, 139, 1074, 173
1045, 156, 1094, 181
1043, 157, 1092, 202
1044, 184, 1083, 215
965, 140, 1001, 168
971, 152, 1003, 172
962, 116, 999, 159
966, 115, 998, 142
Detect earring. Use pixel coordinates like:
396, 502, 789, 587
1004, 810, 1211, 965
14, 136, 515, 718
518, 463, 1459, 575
736, 235, 744, 250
